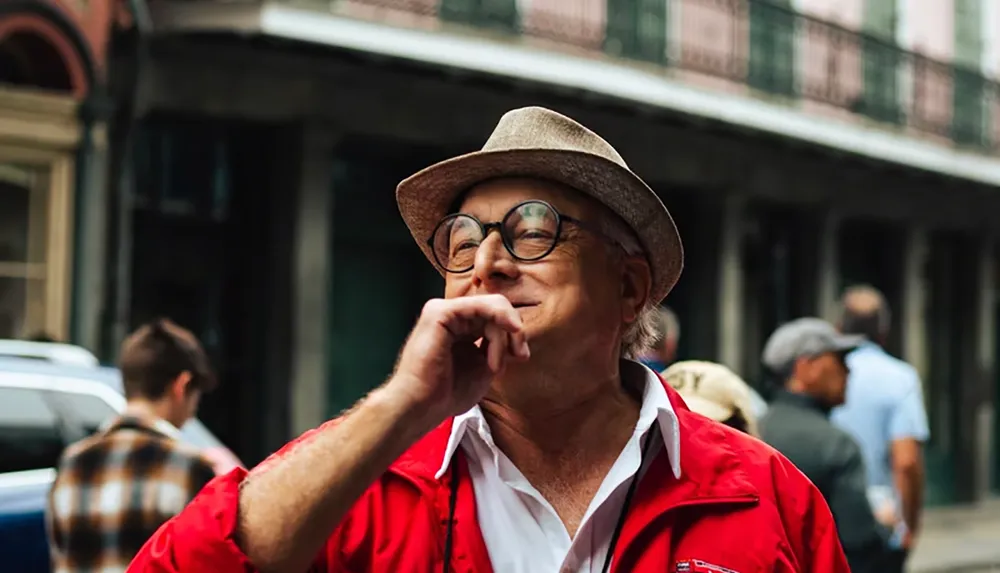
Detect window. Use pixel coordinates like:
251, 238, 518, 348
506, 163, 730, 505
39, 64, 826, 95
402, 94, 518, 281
439, 0, 519, 33
0, 163, 50, 339
859, 0, 901, 123
55, 391, 118, 435
952, 0, 987, 146
748, 0, 796, 96
605, 0, 668, 64
0, 387, 63, 473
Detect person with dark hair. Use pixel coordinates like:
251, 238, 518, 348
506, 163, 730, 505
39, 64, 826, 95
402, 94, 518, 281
758, 317, 889, 573
831, 285, 929, 573
47, 319, 219, 573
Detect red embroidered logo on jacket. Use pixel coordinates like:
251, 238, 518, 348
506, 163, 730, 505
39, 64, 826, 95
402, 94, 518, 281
674, 559, 740, 573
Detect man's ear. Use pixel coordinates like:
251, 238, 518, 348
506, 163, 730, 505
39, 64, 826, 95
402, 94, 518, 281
791, 356, 812, 382
620, 256, 652, 324
170, 371, 193, 400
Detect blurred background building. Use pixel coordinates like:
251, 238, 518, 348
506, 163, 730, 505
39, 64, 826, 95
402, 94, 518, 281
3, 0, 1000, 508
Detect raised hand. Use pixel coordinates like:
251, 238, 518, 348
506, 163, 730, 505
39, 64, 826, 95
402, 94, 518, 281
387, 294, 531, 425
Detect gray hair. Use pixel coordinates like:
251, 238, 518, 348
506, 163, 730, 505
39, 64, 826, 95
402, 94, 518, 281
597, 211, 663, 359
651, 306, 680, 347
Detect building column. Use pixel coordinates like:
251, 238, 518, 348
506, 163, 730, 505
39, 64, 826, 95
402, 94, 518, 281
816, 211, 841, 322
974, 236, 996, 500
71, 108, 110, 351
717, 195, 744, 372
902, 226, 930, 383
289, 125, 338, 438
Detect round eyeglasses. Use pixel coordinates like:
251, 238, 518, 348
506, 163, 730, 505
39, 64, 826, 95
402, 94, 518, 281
429, 200, 610, 273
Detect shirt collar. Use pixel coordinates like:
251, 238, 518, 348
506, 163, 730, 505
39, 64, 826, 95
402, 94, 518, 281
151, 418, 183, 439
435, 359, 682, 480
105, 412, 183, 440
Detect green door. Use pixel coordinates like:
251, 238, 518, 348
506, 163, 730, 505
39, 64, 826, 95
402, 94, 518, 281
860, 0, 901, 123
952, 0, 987, 146
923, 233, 965, 505
993, 261, 1000, 494
748, 0, 796, 96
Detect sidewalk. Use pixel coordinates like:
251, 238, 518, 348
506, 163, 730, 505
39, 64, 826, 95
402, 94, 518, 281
908, 499, 1000, 573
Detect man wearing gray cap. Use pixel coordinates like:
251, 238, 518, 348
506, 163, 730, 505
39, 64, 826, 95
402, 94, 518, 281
759, 317, 888, 573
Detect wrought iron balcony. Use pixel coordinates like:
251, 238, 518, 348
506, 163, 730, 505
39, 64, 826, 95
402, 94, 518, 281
331, 0, 999, 153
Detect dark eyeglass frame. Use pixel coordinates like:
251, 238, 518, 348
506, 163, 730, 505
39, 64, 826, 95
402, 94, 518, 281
428, 199, 617, 274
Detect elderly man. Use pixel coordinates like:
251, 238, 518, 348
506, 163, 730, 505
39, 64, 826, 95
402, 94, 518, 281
127, 107, 847, 573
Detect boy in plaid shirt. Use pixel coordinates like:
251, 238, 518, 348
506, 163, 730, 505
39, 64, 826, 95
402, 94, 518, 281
46, 319, 219, 573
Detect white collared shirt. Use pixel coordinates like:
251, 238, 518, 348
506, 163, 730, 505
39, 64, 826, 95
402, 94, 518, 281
435, 361, 681, 573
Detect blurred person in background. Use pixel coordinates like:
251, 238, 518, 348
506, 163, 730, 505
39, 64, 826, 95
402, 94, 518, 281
759, 317, 889, 573
831, 285, 928, 573
662, 360, 759, 436
639, 305, 679, 372
47, 319, 218, 573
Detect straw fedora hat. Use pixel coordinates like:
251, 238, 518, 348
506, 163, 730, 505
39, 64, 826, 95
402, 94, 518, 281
396, 106, 684, 303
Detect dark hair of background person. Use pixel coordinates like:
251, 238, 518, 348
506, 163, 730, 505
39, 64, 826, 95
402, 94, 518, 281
839, 284, 890, 343
118, 318, 217, 400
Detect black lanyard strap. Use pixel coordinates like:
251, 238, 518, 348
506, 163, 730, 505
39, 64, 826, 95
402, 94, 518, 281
443, 457, 460, 573
442, 426, 659, 573
601, 426, 657, 573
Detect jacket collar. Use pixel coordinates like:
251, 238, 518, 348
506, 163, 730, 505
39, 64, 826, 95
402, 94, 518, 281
433, 360, 682, 481
103, 413, 182, 440
388, 372, 761, 573
389, 368, 759, 505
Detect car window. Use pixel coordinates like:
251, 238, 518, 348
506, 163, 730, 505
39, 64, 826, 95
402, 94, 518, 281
0, 387, 64, 473
57, 392, 118, 435
180, 419, 224, 449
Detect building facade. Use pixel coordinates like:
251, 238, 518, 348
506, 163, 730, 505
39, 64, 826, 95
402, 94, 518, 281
89, 0, 1000, 505
0, 0, 118, 343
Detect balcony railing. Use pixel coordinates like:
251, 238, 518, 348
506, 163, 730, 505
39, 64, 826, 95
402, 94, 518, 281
332, 0, 999, 153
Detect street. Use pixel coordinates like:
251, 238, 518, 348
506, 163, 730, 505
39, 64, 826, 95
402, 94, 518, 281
910, 499, 1000, 573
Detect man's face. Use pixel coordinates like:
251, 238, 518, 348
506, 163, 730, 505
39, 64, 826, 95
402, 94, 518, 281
443, 178, 649, 360
796, 351, 849, 406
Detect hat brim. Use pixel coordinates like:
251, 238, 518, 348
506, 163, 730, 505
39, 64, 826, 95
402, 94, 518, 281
396, 148, 683, 304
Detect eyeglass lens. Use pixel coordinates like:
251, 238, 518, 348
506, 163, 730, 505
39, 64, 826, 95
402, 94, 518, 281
432, 201, 561, 272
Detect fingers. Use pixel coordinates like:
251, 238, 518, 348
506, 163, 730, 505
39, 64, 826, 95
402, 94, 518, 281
424, 296, 530, 365
427, 295, 524, 335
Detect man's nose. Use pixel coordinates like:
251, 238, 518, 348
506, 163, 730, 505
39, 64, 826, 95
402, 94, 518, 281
472, 232, 518, 287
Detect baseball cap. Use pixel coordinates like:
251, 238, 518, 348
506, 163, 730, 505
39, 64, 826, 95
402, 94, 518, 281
761, 317, 866, 375
661, 360, 759, 436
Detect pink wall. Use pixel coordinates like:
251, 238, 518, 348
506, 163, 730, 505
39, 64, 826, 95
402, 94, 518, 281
900, 0, 954, 60
795, 0, 864, 30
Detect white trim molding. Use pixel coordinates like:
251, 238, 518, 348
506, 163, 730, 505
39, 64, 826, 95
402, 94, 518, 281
155, 2, 1000, 186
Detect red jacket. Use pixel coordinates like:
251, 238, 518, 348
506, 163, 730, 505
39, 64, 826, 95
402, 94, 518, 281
128, 384, 849, 572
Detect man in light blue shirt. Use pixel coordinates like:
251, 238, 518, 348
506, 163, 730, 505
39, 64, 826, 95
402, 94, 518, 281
831, 285, 929, 573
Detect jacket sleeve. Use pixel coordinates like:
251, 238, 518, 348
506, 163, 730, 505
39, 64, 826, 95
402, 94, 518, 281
771, 453, 852, 573
127, 421, 343, 573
